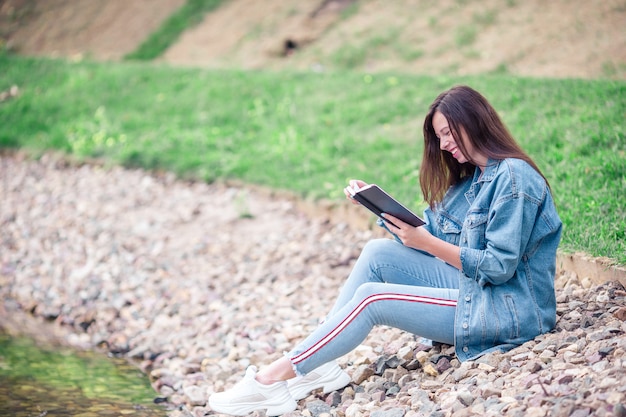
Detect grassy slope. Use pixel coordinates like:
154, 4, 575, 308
0, 55, 624, 264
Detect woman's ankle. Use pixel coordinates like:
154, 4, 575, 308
255, 373, 280, 385
256, 358, 296, 385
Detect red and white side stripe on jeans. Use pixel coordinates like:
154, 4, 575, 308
291, 292, 457, 365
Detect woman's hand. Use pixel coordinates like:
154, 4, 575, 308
382, 213, 433, 251
383, 213, 462, 270
344, 179, 369, 204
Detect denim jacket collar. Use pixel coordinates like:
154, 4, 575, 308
465, 159, 499, 205
477, 159, 500, 182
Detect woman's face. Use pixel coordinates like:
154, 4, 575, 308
432, 111, 487, 168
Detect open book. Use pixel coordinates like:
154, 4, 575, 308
346, 184, 425, 228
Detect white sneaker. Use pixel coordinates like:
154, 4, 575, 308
208, 366, 297, 416
287, 361, 351, 400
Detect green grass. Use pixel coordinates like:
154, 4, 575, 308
0, 54, 624, 264
124, 0, 224, 61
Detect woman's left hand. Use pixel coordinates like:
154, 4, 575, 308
382, 213, 433, 252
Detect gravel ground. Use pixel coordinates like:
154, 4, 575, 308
1, 152, 625, 417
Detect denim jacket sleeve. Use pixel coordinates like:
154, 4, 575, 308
459, 160, 553, 286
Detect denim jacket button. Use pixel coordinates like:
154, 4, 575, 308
462, 322, 469, 329
465, 295, 471, 302
463, 346, 469, 352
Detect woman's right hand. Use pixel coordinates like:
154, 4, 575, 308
344, 179, 369, 204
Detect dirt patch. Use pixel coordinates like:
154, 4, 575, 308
159, 0, 358, 68
2, 0, 625, 79
0, 0, 185, 60
162, 0, 626, 79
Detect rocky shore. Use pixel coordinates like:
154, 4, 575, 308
1, 153, 625, 417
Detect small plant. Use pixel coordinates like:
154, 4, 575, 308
455, 24, 477, 48
473, 10, 497, 26
330, 43, 368, 69
490, 63, 510, 75
463, 49, 481, 59
399, 48, 424, 62
601, 61, 626, 79
340, 2, 360, 20
66, 106, 127, 158
235, 190, 254, 219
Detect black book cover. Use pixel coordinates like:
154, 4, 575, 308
349, 184, 425, 228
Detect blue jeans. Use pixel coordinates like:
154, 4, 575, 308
288, 238, 460, 375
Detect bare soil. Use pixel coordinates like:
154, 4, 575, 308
1, 0, 625, 79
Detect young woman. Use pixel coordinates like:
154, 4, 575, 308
209, 85, 562, 416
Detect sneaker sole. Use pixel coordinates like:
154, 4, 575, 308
209, 397, 297, 417
290, 368, 352, 400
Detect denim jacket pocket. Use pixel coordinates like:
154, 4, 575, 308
436, 214, 462, 246
464, 211, 488, 249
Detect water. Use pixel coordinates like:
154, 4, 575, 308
0, 332, 167, 417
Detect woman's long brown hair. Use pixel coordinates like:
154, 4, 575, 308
420, 85, 548, 207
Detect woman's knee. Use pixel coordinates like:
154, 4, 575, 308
360, 238, 401, 260
352, 282, 385, 303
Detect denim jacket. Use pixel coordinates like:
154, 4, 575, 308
421, 158, 562, 361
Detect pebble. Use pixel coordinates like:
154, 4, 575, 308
1, 153, 625, 416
